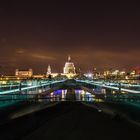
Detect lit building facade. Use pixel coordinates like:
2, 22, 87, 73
15, 69, 33, 77
62, 56, 77, 79
47, 65, 52, 75
63, 56, 76, 74
46, 65, 58, 78
130, 66, 140, 76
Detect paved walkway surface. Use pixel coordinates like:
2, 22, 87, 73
0, 102, 140, 140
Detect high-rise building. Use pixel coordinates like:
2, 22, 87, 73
63, 56, 76, 74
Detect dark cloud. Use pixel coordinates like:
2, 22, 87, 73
0, 0, 140, 74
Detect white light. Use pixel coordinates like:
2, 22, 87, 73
88, 74, 92, 78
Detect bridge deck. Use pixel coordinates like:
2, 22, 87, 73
0, 102, 140, 140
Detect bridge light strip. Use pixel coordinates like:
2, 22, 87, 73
0, 80, 65, 94
81, 80, 140, 87
76, 80, 140, 94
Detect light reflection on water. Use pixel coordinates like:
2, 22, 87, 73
49, 89, 95, 101
75, 90, 95, 101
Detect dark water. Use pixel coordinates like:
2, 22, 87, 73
47, 89, 95, 101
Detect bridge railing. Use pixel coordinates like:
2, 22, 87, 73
0, 80, 65, 94
0, 80, 66, 108
76, 80, 140, 94
105, 93, 140, 103
0, 94, 98, 105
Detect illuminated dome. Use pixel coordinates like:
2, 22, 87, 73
63, 56, 76, 74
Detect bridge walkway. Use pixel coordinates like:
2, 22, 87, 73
0, 102, 140, 140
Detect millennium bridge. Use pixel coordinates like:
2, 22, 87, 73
0, 78, 140, 139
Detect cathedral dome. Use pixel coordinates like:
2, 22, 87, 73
63, 56, 76, 74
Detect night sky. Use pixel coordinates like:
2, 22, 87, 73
0, 0, 140, 75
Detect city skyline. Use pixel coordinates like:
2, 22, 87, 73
1, 55, 140, 76
0, 54, 140, 75
0, 0, 140, 74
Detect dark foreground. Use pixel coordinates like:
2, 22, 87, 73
0, 102, 140, 140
